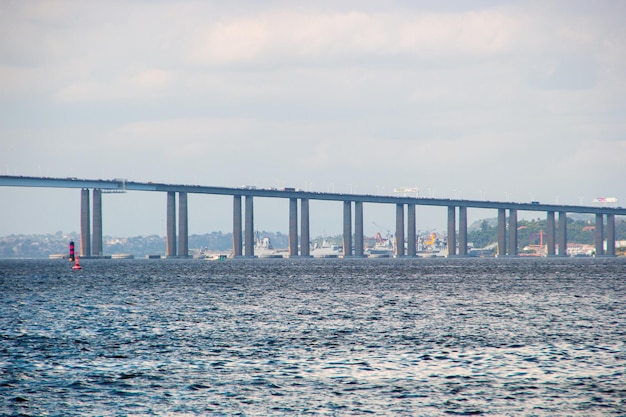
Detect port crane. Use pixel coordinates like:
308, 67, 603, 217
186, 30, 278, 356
372, 221, 392, 240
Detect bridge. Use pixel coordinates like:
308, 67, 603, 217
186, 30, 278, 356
2, 175, 625, 258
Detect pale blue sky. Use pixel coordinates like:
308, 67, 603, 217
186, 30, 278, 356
1, 0, 625, 237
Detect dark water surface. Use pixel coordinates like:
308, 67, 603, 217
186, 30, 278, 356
1, 258, 625, 416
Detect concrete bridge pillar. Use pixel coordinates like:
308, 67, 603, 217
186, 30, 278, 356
607, 214, 616, 256
244, 196, 254, 257
546, 211, 556, 256
289, 198, 298, 257
92, 189, 102, 257
301, 198, 310, 257
395, 204, 405, 257
166, 191, 176, 257
407, 204, 416, 257
355, 201, 364, 257
558, 211, 568, 256
497, 208, 506, 257
595, 213, 604, 256
343, 201, 352, 257
447, 206, 456, 257
458, 206, 468, 256
178, 192, 188, 257
233, 195, 242, 257
508, 209, 518, 256
80, 188, 91, 257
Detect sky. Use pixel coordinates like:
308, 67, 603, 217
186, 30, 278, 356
1, 0, 625, 238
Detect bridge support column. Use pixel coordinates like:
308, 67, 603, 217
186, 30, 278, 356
546, 211, 556, 256
301, 199, 310, 257
92, 189, 102, 257
80, 188, 91, 257
233, 196, 242, 257
607, 214, 616, 256
458, 206, 467, 256
244, 196, 254, 257
594, 213, 604, 256
558, 211, 568, 256
508, 209, 518, 256
289, 198, 298, 257
407, 204, 416, 257
178, 192, 188, 257
497, 208, 506, 257
343, 201, 352, 257
166, 191, 176, 257
447, 206, 456, 257
355, 201, 364, 257
595, 213, 604, 256
395, 204, 405, 257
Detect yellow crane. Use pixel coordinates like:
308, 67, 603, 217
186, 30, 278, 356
423, 232, 437, 246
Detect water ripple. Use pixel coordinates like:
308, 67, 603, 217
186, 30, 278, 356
1, 257, 625, 415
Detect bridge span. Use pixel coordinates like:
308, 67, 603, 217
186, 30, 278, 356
2, 175, 624, 258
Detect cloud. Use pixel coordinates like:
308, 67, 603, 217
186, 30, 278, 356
55, 68, 172, 102
527, 56, 597, 90
186, 10, 517, 68
2, 2, 623, 105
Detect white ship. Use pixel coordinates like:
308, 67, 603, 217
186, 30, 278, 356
310, 238, 342, 258
254, 232, 284, 258
366, 232, 394, 258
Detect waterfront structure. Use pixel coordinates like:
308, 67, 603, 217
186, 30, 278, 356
1, 175, 624, 258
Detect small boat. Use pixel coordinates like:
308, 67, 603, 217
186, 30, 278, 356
203, 254, 229, 261
111, 253, 134, 259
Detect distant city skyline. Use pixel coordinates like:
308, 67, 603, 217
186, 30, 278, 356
2, 1, 625, 236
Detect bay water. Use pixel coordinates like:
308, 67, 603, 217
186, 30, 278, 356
1, 258, 625, 416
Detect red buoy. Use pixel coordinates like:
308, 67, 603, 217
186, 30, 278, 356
72, 255, 82, 270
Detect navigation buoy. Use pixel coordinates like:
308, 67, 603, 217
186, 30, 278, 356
69, 241, 75, 262
72, 255, 82, 270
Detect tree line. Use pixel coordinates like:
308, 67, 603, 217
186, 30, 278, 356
468, 216, 626, 251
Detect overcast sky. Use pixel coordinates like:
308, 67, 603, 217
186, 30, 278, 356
1, 0, 625, 238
